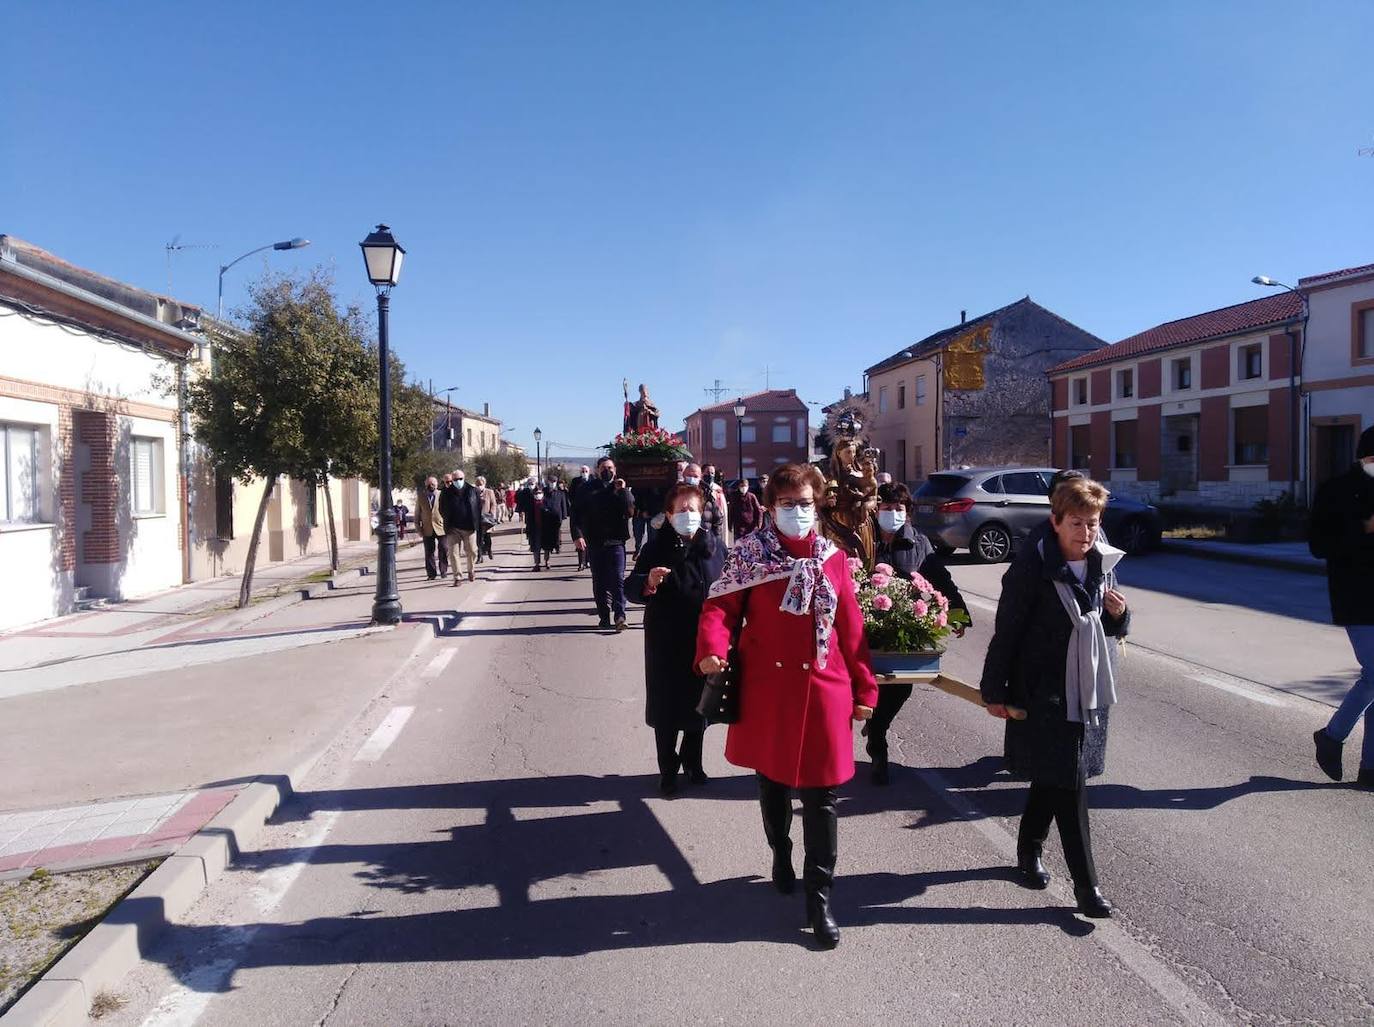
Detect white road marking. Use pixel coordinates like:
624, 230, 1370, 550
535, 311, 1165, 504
352, 706, 415, 762
138, 809, 341, 1027
964, 595, 1000, 613
421, 648, 457, 680
915, 766, 1227, 1027
1186, 673, 1287, 707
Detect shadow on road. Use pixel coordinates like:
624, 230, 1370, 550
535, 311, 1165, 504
147, 772, 1094, 990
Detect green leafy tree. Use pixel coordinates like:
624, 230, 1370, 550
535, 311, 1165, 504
190, 271, 373, 605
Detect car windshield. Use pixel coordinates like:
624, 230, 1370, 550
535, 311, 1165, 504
915, 474, 970, 498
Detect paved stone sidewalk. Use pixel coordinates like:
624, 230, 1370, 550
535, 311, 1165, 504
0, 788, 238, 875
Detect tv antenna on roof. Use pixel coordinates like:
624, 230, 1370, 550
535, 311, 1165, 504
704, 378, 749, 403
164, 235, 218, 293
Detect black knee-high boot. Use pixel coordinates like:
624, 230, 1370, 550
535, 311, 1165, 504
679, 729, 706, 784
800, 786, 840, 948
1016, 784, 1056, 889
756, 774, 795, 894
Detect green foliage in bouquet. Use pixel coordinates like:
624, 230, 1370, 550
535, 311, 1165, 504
849, 558, 971, 653
606, 426, 692, 462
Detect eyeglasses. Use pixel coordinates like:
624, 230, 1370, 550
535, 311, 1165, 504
776, 499, 816, 511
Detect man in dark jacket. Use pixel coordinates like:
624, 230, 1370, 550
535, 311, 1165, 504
1310, 426, 1374, 787
572, 456, 635, 630
440, 470, 481, 585
568, 465, 596, 571
865, 482, 972, 784
727, 478, 764, 540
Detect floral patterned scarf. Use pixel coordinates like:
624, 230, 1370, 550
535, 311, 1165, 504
708, 524, 840, 668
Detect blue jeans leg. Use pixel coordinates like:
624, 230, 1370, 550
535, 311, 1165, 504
1325, 626, 1374, 770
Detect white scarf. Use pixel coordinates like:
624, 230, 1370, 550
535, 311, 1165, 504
1040, 539, 1124, 728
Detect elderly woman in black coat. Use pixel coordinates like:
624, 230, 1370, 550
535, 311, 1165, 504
865, 482, 972, 785
626, 483, 726, 796
525, 482, 570, 571
979, 477, 1130, 919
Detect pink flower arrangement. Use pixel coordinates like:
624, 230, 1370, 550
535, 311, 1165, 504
851, 559, 970, 653
607, 425, 691, 461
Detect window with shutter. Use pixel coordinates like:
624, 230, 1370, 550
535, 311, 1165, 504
130, 437, 163, 515
1, 424, 41, 523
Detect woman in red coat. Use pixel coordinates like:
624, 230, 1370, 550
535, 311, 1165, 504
696, 462, 877, 949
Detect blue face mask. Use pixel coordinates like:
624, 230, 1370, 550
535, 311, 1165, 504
773, 505, 816, 540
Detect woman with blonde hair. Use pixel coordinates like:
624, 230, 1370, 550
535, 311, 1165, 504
979, 477, 1130, 919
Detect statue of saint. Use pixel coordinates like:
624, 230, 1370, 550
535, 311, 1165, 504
623, 381, 661, 434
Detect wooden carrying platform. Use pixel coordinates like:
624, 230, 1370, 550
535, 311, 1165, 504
875, 671, 1027, 720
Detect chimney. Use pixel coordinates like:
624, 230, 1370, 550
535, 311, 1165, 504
960, 310, 966, 324
483, 402, 490, 417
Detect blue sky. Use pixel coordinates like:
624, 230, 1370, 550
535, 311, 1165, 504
4, 2, 1371, 459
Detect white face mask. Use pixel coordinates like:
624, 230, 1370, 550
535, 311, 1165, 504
684, 475, 701, 486
774, 504, 816, 540
877, 509, 907, 533
455, 478, 465, 487
1362, 460, 1374, 479
671, 511, 702, 537
534, 492, 544, 502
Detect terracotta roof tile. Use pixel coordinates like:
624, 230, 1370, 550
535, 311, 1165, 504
1298, 262, 1374, 287
693, 389, 808, 416
1048, 292, 1302, 375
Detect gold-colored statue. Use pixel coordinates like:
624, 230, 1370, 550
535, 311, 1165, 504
816, 407, 880, 567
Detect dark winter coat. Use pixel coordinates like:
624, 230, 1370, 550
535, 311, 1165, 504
979, 533, 1130, 789
572, 478, 634, 546
626, 528, 726, 730
1309, 463, 1374, 626
525, 489, 571, 552
728, 491, 764, 538
439, 483, 480, 533
873, 521, 972, 623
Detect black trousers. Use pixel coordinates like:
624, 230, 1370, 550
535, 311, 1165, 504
1020, 782, 1097, 888
422, 533, 448, 577
865, 683, 913, 762
757, 773, 838, 894
654, 727, 704, 778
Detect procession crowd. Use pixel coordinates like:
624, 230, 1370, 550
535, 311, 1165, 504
399, 429, 1374, 951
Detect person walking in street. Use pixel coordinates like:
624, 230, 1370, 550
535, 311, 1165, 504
476, 476, 499, 562
727, 477, 764, 541
864, 482, 971, 784
627, 483, 726, 795
504, 483, 517, 523
1310, 425, 1374, 788
416, 476, 448, 580
684, 463, 727, 543
523, 479, 570, 571
569, 465, 594, 571
440, 470, 481, 586
979, 476, 1130, 919
696, 462, 877, 950
573, 456, 635, 630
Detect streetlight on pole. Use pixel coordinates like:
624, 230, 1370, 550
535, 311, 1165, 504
438, 386, 459, 450
1251, 275, 1308, 504
732, 397, 747, 481
360, 224, 406, 626
217, 237, 310, 319
533, 427, 543, 480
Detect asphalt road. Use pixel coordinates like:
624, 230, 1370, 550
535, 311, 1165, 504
105, 536, 1372, 1025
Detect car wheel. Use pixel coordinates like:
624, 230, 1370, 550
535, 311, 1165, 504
1119, 517, 1152, 556
971, 523, 1012, 563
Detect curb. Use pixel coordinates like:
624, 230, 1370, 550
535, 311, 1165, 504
1158, 539, 1323, 577
1, 778, 293, 1027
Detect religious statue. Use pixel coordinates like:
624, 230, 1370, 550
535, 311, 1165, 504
623, 380, 661, 434
816, 407, 881, 567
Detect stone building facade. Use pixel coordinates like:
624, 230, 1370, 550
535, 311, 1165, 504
863, 298, 1105, 483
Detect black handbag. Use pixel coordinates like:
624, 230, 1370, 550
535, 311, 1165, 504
696, 635, 742, 725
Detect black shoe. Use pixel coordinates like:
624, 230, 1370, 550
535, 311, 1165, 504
659, 772, 678, 797
807, 891, 840, 949
1356, 768, 1374, 789
427, 574, 436, 580
615, 617, 627, 632
597, 618, 611, 629
1074, 885, 1113, 919
687, 768, 709, 786
1314, 729, 1343, 782
1015, 847, 1051, 890
869, 761, 890, 786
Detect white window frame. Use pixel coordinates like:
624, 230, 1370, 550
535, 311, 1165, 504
878, 386, 888, 413
1071, 376, 1089, 407
711, 417, 726, 450
1169, 355, 1195, 393
130, 436, 165, 517
1234, 339, 1266, 383
1, 422, 42, 525
915, 374, 927, 406
1114, 366, 1135, 401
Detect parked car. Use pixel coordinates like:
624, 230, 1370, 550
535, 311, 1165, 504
912, 466, 1161, 562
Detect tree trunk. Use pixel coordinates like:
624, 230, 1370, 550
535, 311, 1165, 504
322, 472, 340, 572
238, 476, 276, 609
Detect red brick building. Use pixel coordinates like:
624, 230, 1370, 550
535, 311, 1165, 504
682, 389, 811, 481
1047, 292, 1304, 508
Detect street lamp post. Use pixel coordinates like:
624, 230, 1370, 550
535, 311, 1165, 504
732, 397, 747, 481
361, 224, 406, 626
534, 427, 543, 479
217, 237, 310, 319
1251, 275, 1308, 504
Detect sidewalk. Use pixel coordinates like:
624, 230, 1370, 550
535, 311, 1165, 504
1159, 538, 1324, 576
